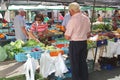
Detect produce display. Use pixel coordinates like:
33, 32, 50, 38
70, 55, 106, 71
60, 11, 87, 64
117, 28, 120, 34
92, 22, 113, 33
87, 40, 96, 49
0, 33, 5, 39
0, 37, 68, 61
1, 22, 120, 62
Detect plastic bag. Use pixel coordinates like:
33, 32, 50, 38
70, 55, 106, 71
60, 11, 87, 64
116, 47, 120, 55
106, 41, 118, 57
40, 51, 55, 78
40, 51, 68, 78
54, 54, 68, 77
24, 54, 37, 80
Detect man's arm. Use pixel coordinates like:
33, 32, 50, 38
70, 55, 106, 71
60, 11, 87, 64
64, 35, 71, 40
21, 26, 29, 38
28, 31, 40, 42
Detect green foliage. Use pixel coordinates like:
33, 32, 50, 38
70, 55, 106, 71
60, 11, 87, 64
3, 41, 25, 60
87, 40, 96, 49
0, 46, 7, 61
23, 39, 38, 47
92, 23, 113, 33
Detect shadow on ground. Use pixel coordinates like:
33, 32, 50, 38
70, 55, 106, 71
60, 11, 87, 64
89, 67, 120, 80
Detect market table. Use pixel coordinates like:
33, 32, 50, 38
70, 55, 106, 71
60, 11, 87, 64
91, 39, 108, 70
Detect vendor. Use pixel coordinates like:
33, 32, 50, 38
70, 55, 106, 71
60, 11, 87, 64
29, 14, 48, 42
112, 10, 120, 30
96, 14, 103, 22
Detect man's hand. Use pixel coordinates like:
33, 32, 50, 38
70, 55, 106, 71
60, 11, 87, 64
64, 35, 70, 40
35, 38, 40, 43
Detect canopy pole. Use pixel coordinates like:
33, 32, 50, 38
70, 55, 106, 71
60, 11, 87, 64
103, 4, 107, 24
63, 3, 66, 16
91, 0, 96, 30
91, 0, 97, 70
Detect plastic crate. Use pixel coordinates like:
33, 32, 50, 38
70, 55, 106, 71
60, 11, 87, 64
0, 36, 6, 40
5, 35, 15, 39
61, 47, 69, 54
29, 51, 42, 60
15, 53, 27, 62
101, 64, 114, 70
0, 39, 11, 46
22, 47, 33, 53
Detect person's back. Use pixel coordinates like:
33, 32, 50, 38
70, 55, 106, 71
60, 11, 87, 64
62, 13, 71, 29
14, 15, 26, 41
65, 12, 90, 41
13, 8, 28, 41
64, 2, 91, 80
58, 13, 64, 21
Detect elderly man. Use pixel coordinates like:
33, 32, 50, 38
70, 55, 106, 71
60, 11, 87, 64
64, 2, 91, 80
13, 8, 28, 41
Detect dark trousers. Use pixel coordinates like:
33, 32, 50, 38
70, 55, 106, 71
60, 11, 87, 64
69, 41, 88, 80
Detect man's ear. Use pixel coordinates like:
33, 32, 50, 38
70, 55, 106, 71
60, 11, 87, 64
69, 9, 74, 16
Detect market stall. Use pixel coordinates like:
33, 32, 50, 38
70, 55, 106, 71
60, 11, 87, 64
1, 0, 120, 80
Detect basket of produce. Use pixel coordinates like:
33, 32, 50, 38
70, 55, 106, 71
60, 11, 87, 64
29, 51, 42, 60
61, 47, 69, 54
15, 53, 27, 62
0, 33, 6, 40
50, 50, 64, 57
56, 44, 65, 48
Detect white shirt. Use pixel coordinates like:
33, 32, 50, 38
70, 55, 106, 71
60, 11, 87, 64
14, 15, 27, 41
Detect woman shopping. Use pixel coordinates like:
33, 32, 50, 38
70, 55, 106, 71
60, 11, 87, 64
28, 14, 48, 42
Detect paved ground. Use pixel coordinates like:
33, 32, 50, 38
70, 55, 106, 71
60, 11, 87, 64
1, 60, 120, 80
0, 60, 24, 78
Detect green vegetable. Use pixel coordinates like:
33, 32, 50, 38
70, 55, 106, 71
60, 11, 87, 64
0, 46, 7, 61
24, 39, 38, 46
38, 42, 45, 47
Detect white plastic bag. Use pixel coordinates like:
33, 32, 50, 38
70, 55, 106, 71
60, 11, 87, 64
116, 46, 120, 55
24, 54, 37, 80
108, 75, 120, 80
40, 51, 55, 78
106, 41, 118, 57
54, 54, 68, 77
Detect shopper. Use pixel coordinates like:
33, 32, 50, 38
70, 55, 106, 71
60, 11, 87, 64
112, 10, 120, 30
64, 2, 91, 80
62, 12, 71, 30
43, 14, 50, 23
58, 12, 64, 21
29, 14, 48, 42
97, 14, 103, 22
13, 8, 28, 41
